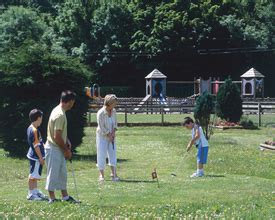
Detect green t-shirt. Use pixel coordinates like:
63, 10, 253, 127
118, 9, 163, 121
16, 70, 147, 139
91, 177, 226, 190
47, 104, 67, 147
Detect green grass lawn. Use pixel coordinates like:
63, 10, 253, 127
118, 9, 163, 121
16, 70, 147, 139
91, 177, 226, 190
0, 125, 274, 219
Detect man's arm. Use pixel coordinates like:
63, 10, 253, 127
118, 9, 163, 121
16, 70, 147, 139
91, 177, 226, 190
54, 130, 72, 159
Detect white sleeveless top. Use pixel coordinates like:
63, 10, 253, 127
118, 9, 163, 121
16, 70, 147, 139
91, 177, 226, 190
192, 124, 209, 147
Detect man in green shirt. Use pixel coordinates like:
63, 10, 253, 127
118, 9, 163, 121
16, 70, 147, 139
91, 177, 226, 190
45, 90, 79, 204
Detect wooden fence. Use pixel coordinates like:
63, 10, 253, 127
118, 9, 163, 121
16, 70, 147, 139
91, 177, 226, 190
88, 98, 275, 126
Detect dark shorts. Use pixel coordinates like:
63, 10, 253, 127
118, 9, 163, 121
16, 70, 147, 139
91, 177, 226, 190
29, 159, 43, 179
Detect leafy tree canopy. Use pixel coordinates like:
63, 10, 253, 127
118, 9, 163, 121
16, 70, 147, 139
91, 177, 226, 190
0, 6, 46, 52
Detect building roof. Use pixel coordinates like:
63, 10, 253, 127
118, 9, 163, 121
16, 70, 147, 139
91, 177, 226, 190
145, 69, 167, 79
240, 68, 265, 78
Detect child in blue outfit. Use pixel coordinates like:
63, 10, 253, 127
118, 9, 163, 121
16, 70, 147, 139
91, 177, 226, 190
26, 109, 47, 201
183, 116, 209, 177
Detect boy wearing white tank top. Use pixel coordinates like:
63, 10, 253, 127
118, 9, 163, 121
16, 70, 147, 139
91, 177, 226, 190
183, 116, 209, 177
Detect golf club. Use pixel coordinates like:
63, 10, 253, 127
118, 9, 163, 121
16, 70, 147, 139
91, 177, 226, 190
171, 151, 189, 177
69, 159, 80, 203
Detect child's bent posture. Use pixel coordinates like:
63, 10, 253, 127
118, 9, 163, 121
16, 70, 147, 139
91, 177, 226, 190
183, 117, 209, 177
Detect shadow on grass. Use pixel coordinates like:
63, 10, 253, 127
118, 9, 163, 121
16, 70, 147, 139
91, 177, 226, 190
72, 154, 128, 164
118, 179, 155, 183
204, 174, 225, 178
72, 154, 97, 161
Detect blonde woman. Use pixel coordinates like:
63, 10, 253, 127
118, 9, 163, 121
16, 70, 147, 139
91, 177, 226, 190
96, 94, 119, 182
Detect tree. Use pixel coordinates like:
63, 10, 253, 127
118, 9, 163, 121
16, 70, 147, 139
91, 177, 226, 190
0, 6, 46, 52
0, 41, 92, 157
90, 3, 134, 66
216, 77, 243, 123
47, 1, 93, 56
89, 3, 135, 84
194, 92, 215, 140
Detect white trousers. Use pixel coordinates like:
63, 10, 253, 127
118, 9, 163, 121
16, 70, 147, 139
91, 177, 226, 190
96, 133, 117, 170
45, 142, 67, 191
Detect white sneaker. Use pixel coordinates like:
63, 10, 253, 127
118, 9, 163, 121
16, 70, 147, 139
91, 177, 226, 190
190, 172, 203, 178
27, 194, 43, 201
112, 176, 120, 182
98, 176, 104, 183
36, 190, 48, 200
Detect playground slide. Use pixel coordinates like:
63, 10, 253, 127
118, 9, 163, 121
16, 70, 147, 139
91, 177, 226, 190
134, 95, 151, 111
159, 93, 170, 111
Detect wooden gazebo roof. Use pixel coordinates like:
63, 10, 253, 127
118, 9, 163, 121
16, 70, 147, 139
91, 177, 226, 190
145, 69, 167, 79
240, 68, 265, 78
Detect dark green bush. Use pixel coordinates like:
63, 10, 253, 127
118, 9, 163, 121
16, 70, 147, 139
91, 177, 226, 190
240, 117, 257, 129
0, 41, 92, 157
194, 92, 215, 140
216, 77, 243, 123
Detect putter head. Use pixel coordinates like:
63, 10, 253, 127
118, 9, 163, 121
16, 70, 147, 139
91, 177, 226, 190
171, 173, 177, 177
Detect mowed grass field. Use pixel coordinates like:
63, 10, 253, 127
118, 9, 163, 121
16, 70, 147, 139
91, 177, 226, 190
0, 122, 274, 219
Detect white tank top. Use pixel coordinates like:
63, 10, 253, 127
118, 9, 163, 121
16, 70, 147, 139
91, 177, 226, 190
192, 124, 209, 147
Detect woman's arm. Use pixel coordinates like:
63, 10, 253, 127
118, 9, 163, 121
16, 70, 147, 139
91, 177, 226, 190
97, 110, 110, 135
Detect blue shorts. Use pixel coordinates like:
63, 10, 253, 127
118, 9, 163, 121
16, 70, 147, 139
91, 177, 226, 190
29, 159, 43, 179
197, 146, 208, 164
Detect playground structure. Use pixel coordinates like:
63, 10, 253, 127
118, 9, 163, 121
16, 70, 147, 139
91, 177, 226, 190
85, 83, 101, 99
86, 67, 267, 118
167, 67, 265, 99
167, 77, 226, 97
84, 67, 275, 129
240, 68, 265, 99
85, 68, 265, 102
134, 69, 170, 112
85, 83, 102, 110
134, 67, 265, 111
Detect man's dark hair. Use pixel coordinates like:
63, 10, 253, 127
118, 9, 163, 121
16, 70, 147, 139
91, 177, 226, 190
61, 90, 76, 103
29, 109, 43, 122
182, 116, 194, 125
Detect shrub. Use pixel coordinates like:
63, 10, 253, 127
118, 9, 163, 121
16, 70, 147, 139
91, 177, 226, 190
194, 91, 215, 140
0, 41, 92, 157
240, 116, 257, 129
216, 77, 243, 122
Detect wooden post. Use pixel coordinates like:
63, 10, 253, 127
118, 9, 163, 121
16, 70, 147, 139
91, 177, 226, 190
88, 110, 91, 126
161, 107, 164, 126
125, 105, 128, 126
258, 102, 261, 127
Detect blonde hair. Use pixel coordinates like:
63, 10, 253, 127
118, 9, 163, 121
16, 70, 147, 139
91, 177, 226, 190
104, 94, 118, 106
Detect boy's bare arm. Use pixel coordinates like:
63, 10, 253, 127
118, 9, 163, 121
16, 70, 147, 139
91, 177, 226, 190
187, 126, 201, 151
34, 146, 44, 165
